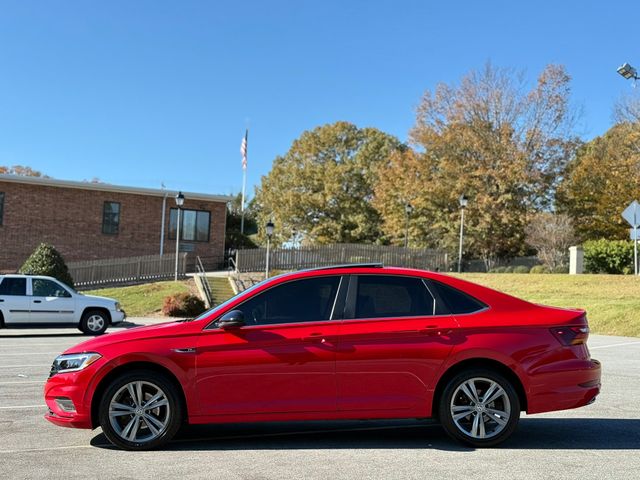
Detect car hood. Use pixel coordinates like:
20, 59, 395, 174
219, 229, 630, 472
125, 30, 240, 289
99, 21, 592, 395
64, 320, 190, 354
80, 294, 117, 305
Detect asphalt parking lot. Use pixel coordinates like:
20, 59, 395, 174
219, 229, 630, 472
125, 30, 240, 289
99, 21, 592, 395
0, 320, 639, 480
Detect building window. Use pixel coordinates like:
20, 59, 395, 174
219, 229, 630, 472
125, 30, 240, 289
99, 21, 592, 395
102, 201, 121, 234
169, 208, 210, 242
0, 192, 4, 226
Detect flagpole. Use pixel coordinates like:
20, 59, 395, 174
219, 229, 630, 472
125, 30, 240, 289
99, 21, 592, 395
240, 168, 246, 234
240, 129, 248, 234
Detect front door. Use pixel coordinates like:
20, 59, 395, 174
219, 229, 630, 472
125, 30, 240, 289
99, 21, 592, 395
195, 275, 344, 417
336, 274, 459, 415
29, 278, 76, 324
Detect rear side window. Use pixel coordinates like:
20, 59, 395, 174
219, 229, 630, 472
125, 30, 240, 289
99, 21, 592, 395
428, 280, 486, 314
354, 275, 436, 319
0, 277, 27, 296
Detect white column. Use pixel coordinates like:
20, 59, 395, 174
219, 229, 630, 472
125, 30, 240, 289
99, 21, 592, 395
569, 246, 583, 275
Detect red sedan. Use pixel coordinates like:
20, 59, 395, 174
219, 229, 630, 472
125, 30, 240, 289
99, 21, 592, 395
44, 264, 601, 450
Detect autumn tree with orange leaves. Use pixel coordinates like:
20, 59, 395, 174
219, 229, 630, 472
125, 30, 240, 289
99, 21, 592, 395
374, 63, 579, 269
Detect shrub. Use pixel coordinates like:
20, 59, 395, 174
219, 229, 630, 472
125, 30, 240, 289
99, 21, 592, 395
583, 239, 634, 274
551, 265, 569, 274
503, 266, 515, 273
19, 243, 74, 288
489, 266, 507, 273
530, 265, 551, 274
162, 293, 206, 317
513, 265, 530, 274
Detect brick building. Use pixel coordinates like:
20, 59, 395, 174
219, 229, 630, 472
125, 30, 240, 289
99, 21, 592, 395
0, 174, 232, 271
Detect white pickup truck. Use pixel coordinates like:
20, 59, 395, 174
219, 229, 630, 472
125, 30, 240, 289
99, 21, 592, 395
0, 274, 126, 335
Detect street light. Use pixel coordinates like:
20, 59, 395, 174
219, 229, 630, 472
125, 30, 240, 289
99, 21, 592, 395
265, 219, 274, 279
457, 194, 468, 273
174, 191, 185, 281
404, 203, 413, 248
617, 62, 639, 80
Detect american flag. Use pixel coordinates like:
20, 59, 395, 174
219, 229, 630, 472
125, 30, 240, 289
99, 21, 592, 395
240, 130, 248, 170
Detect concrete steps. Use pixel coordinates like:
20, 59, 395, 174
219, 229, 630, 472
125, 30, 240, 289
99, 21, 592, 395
207, 277, 235, 305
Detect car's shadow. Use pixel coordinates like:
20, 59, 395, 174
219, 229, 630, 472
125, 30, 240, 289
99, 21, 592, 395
90, 417, 640, 451
0, 320, 146, 338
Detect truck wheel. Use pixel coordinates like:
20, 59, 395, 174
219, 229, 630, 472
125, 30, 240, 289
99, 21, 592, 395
80, 309, 109, 335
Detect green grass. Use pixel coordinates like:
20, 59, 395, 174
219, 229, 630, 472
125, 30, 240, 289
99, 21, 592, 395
85, 280, 191, 317
455, 273, 640, 337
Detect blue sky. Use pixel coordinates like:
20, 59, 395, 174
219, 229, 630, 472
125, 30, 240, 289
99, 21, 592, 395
0, 0, 638, 197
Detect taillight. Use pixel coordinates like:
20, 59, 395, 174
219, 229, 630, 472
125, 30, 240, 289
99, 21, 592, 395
550, 326, 590, 346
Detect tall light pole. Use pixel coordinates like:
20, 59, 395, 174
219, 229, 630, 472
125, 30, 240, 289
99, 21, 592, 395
404, 203, 413, 248
265, 219, 274, 279
174, 191, 185, 281
457, 194, 468, 273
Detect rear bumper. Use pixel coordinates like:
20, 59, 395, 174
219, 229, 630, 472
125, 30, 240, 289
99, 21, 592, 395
527, 358, 601, 414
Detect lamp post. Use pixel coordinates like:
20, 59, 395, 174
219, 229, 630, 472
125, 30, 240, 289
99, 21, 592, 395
174, 191, 185, 281
617, 62, 639, 81
404, 203, 413, 248
457, 194, 468, 273
265, 220, 274, 279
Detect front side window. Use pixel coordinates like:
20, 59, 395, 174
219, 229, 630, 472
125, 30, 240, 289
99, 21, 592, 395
232, 276, 341, 326
169, 208, 210, 242
32, 279, 71, 298
354, 275, 437, 319
0, 192, 4, 225
102, 201, 120, 235
0, 277, 27, 296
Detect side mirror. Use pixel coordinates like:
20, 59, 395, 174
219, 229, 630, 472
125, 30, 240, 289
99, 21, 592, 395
218, 310, 245, 329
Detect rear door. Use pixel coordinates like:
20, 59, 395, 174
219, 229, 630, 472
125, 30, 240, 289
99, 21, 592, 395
336, 274, 459, 415
29, 278, 76, 324
0, 277, 30, 323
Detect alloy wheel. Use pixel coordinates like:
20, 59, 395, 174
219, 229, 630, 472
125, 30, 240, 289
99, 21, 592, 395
449, 377, 511, 440
87, 314, 105, 332
108, 381, 171, 443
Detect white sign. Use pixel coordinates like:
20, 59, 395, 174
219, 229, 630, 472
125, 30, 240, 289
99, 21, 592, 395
622, 200, 640, 228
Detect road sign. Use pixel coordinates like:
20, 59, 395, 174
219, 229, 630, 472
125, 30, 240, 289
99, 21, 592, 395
622, 200, 640, 276
631, 229, 640, 241
622, 200, 640, 228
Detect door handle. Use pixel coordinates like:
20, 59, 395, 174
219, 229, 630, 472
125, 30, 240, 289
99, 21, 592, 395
33, 300, 42, 304
0, 299, 4, 302
303, 333, 326, 343
421, 326, 454, 336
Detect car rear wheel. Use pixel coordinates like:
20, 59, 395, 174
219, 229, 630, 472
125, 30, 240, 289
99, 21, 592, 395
438, 368, 520, 447
80, 310, 108, 335
98, 370, 182, 450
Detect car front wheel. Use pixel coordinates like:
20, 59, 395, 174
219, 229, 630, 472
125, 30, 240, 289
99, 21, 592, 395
438, 368, 520, 447
80, 310, 108, 335
98, 370, 183, 450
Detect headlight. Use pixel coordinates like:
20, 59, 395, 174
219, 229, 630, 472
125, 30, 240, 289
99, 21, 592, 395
115, 302, 121, 311
50, 353, 102, 377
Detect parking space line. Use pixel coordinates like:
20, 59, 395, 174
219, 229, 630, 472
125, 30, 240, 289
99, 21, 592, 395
0, 343, 75, 348
0, 445, 106, 454
0, 381, 45, 385
0, 364, 50, 368
591, 341, 640, 350
0, 352, 60, 356
0, 404, 45, 410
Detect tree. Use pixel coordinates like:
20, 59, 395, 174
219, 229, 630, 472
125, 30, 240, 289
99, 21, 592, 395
557, 123, 640, 241
253, 122, 405, 245
525, 212, 575, 269
225, 193, 258, 250
0, 165, 48, 177
19, 243, 74, 288
375, 63, 578, 268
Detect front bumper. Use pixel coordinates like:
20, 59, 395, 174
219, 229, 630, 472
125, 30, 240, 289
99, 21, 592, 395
111, 309, 126, 324
527, 358, 601, 414
43, 366, 99, 429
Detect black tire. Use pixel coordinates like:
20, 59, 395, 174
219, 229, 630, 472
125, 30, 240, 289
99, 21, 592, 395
80, 309, 109, 335
438, 368, 520, 447
98, 370, 183, 451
